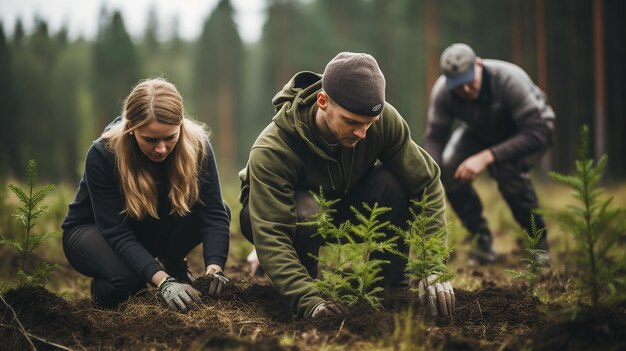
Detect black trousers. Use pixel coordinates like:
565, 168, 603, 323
62, 212, 204, 308
240, 164, 410, 285
440, 127, 548, 241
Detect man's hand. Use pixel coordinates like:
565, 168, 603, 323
310, 300, 349, 319
411, 275, 455, 319
158, 276, 202, 312
205, 265, 229, 296
454, 149, 494, 182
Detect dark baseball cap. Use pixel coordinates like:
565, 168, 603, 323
440, 43, 477, 90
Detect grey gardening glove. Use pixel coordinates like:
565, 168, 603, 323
310, 300, 349, 319
205, 267, 229, 296
158, 276, 202, 312
411, 274, 455, 319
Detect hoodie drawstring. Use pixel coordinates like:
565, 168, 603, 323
326, 163, 336, 190
345, 150, 355, 195
325, 149, 356, 194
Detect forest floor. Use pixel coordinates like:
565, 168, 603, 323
1, 180, 626, 350
2, 236, 626, 351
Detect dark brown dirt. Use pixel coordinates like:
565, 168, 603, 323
508, 306, 626, 351
2, 269, 626, 350
0, 285, 277, 351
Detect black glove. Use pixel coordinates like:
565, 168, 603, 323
310, 300, 349, 319
205, 267, 229, 296
158, 276, 202, 312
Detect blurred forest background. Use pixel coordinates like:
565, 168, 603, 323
0, 0, 625, 185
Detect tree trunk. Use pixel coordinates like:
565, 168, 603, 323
593, 0, 606, 160
535, 0, 548, 93
424, 0, 439, 95
218, 81, 235, 173
535, 0, 552, 171
511, 0, 523, 66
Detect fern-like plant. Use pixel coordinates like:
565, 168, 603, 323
393, 192, 454, 293
506, 214, 548, 296
538, 125, 626, 308
298, 187, 351, 302
342, 203, 397, 308
301, 188, 397, 310
300, 188, 353, 302
0, 159, 59, 287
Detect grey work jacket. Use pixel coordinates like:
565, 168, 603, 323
423, 59, 555, 165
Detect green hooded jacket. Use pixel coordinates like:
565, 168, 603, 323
239, 71, 447, 318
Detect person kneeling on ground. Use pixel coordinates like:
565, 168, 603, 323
240, 52, 454, 319
62, 78, 230, 312
424, 43, 554, 265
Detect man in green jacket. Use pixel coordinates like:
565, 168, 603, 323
239, 52, 454, 319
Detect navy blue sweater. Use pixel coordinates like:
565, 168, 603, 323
62, 137, 230, 283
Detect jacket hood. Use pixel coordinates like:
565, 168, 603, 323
271, 71, 333, 160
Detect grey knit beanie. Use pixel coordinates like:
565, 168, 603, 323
322, 52, 386, 116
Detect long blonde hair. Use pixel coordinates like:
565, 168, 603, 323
101, 78, 209, 220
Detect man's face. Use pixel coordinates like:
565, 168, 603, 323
453, 61, 483, 101
317, 93, 380, 148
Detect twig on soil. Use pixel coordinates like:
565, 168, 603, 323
475, 299, 484, 320
331, 319, 346, 342
22, 329, 74, 351
71, 333, 89, 351
1, 294, 75, 351
236, 320, 268, 338
235, 320, 268, 327
0, 321, 75, 351
1, 294, 37, 351
250, 326, 262, 341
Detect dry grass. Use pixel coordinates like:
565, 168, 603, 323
1, 177, 626, 350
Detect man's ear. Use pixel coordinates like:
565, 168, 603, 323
317, 91, 328, 111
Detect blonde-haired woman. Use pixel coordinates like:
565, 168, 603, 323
62, 78, 230, 312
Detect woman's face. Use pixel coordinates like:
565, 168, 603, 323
133, 120, 181, 163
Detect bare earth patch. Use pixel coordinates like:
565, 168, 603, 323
2, 264, 625, 350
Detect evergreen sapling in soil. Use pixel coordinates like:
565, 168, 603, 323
0, 160, 59, 287
300, 188, 352, 303
301, 188, 398, 310
344, 202, 397, 308
392, 193, 454, 309
538, 125, 626, 308
506, 214, 548, 296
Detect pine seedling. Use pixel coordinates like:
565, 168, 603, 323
300, 188, 354, 304
301, 188, 398, 310
506, 214, 547, 296
0, 160, 59, 287
538, 125, 626, 308
393, 192, 454, 293
300, 187, 349, 243
342, 203, 397, 309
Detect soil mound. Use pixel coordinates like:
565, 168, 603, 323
3, 278, 625, 350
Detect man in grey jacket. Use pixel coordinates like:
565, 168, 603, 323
423, 43, 555, 264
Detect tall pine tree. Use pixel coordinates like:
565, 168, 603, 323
194, 0, 244, 173
0, 23, 18, 179
92, 10, 141, 130
11, 19, 60, 180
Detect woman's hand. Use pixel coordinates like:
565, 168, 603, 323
158, 276, 202, 312
204, 265, 229, 296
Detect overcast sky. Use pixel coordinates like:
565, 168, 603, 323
0, 0, 267, 43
